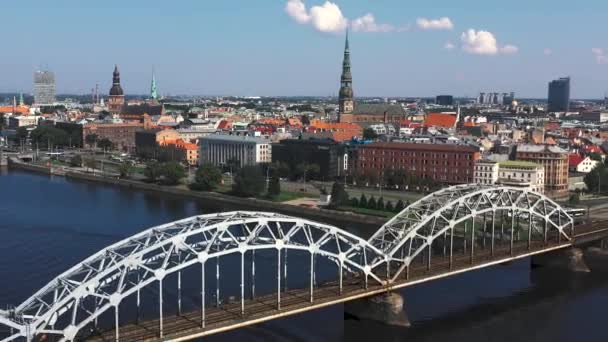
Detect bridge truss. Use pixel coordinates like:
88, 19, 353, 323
0, 185, 574, 341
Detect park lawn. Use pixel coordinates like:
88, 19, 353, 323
339, 206, 396, 218
267, 191, 312, 202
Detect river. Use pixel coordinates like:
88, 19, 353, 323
1, 168, 608, 341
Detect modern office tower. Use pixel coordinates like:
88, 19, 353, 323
33, 69, 56, 105
548, 77, 570, 112
436, 95, 454, 106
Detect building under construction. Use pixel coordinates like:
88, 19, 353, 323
33, 69, 56, 105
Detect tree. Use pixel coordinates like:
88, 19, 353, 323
68, 155, 82, 167
267, 174, 281, 198
363, 128, 378, 140
385, 201, 394, 212
270, 161, 290, 179
377, 197, 385, 211
161, 161, 186, 185
395, 199, 405, 212
350, 197, 359, 207
118, 162, 135, 178
84, 157, 97, 171
329, 182, 349, 208
192, 163, 223, 191
568, 192, 581, 205
97, 138, 114, 151
359, 194, 368, 208
367, 196, 377, 210
85, 134, 98, 148
584, 164, 607, 193
232, 165, 265, 197
589, 152, 604, 162
144, 161, 162, 182
30, 126, 69, 149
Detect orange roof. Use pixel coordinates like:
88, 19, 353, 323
0, 105, 30, 115
160, 139, 198, 151
310, 120, 362, 132
463, 121, 476, 127
424, 113, 457, 128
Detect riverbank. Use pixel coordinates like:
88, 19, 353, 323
8, 159, 387, 228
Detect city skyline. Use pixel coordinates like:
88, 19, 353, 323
2, 0, 607, 98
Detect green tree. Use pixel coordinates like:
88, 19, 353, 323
270, 161, 290, 178
118, 162, 135, 178
367, 196, 377, 210
350, 197, 359, 207
69, 155, 82, 167
329, 182, 349, 208
395, 199, 405, 212
85, 134, 98, 148
377, 197, 385, 211
589, 152, 604, 162
30, 126, 69, 149
568, 192, 581, 205
385, 201, 394, 212
584, 164, 607, 193
97, 138, 114, 151
161, 161, 186, 185
363, 128, 379, 140
232, 165, 265, 197
144, 161, 162, 182
225, 157, 241, 174
267, 174, 281, 198
192, 163, 223, 191
84, 157, 97, 171
359, 194, 368, 208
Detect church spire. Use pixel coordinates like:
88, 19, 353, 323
338, 31, 354, 121
150, 68, 158, 100
19, 93, 24, 106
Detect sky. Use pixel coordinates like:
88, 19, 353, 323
2, 0, 608, 98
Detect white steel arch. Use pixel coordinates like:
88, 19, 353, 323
0, 186, 576, 341
368, 185, 574, 281
0, 212, 388, 342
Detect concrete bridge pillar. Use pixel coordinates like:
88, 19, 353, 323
344, 292, 410, 327
531, 248, 590, 273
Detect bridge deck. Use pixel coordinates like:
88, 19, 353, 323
86, 222, 608, 342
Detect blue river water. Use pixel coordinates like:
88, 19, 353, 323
1, 168, 608, 341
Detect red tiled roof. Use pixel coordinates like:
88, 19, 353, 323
424, 113, 457, 128
583, 145, 603, 154
569, 154, 584, 167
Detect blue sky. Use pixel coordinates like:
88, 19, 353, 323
2, 0, 607, 98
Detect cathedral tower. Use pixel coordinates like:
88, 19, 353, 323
338, 31, 354, 122
108, 65, 125, 115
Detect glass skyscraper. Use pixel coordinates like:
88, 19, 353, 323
547, 77, 570, 112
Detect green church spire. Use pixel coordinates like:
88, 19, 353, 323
19, 93, 24, 106
150, 69, 158, 100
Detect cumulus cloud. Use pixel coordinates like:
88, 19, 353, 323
416, 17, 454, 30
285, 1, 403, 34
285, 0, 347, 33
592, 48, 608, 65
444, 42, 455, 51
351, 13, 394, 33
285, 0, 310, 24
460, 29, 518, 56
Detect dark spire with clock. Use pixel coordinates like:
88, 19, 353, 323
338, 31, 354, 122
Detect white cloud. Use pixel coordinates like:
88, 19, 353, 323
543, 48, 553, 55
285, 1, 403, 34
351, 13, 394, 33
444, 42, 455, 50
500, 45, 519, 54
416, 17, 454, 30
460, 29, 518, 56
592, 48, 608, 65
285, 0, 310, 24
285, 0, 347, 34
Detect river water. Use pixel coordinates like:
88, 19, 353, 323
1, 168, 608, 342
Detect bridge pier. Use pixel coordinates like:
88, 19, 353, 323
531, 248, 590, 273
344, 292, 410, 328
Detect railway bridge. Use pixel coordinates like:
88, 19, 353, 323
2, 185, 608, 341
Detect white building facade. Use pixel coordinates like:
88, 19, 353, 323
474, 160, 545, 193
474, 160, 499, 185
199, 135, 271, 168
